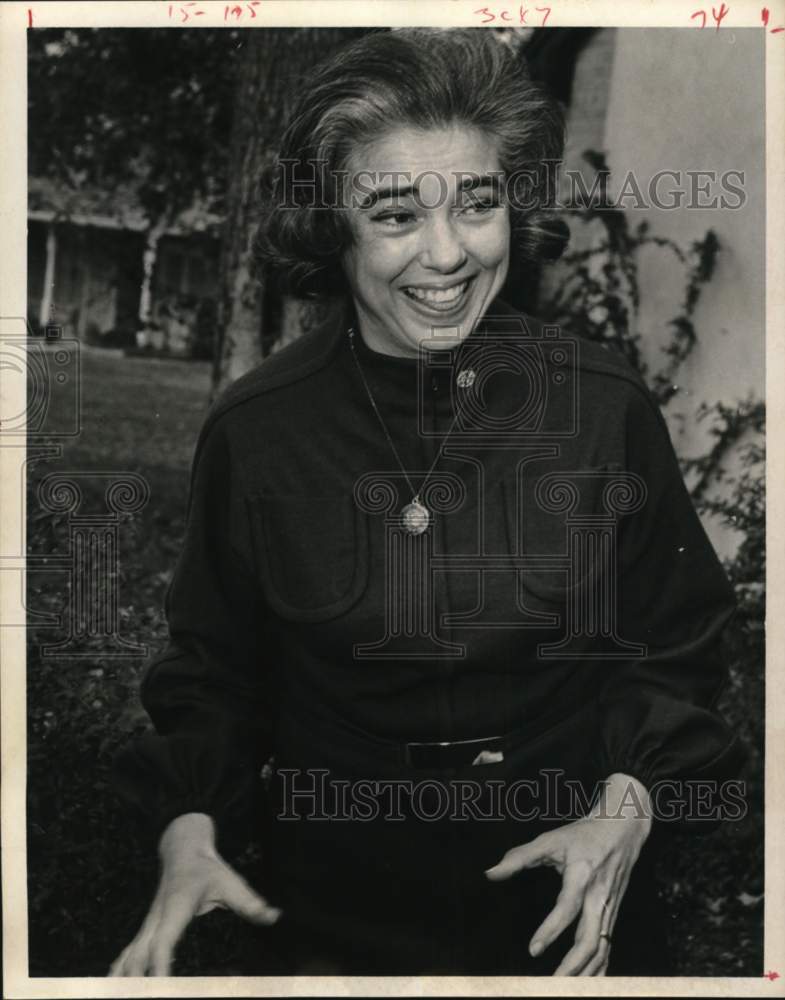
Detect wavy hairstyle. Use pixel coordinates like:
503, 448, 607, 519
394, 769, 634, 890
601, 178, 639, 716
255, 28, 567, 297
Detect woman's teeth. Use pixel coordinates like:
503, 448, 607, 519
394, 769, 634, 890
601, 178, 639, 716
404, 280, 469, 305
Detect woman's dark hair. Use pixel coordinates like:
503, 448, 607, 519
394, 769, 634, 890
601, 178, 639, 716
256, 28, 567, 297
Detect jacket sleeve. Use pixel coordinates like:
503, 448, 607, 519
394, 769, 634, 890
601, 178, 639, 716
113, 410, 275, 852
593, 381, 747, 819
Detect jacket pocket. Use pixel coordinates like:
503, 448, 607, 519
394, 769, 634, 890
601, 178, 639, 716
501, 467, 611, 608
247, 492, 369, 622
499, 473, 569, 609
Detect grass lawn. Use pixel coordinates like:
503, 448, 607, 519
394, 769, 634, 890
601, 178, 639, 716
24, 347, 764, 977
41, 346, 212, 468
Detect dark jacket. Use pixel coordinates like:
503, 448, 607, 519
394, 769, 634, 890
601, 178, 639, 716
114, 297, 745, 973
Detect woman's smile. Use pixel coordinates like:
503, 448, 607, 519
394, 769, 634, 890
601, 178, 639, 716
401, 274, 476, 315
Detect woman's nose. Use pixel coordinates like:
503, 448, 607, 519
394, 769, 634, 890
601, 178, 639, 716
419, 215, 468, 273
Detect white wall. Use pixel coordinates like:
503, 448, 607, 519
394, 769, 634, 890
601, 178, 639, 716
564, 29, 765, 557
603, 29, 764, 450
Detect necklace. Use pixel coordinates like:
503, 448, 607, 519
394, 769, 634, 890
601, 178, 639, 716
348, 326, 470, 535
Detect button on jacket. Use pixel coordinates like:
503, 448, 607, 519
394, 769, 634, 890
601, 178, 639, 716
115, 297, 745, 974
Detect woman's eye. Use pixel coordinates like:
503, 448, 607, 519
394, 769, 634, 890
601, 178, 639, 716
372, 210, 417, 228
459, 197, 500, 215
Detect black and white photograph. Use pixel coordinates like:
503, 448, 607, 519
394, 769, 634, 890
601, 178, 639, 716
1, 1, 780, 994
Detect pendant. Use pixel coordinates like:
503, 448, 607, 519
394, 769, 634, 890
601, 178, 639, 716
401, 498, 430, 535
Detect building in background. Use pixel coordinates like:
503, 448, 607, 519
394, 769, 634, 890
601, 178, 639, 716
27, 175, 220, 358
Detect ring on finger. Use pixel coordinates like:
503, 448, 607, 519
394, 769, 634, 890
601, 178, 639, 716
600, 896, 614, 942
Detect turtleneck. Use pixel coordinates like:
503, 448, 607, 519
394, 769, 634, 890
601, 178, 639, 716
346, 298, 500, 374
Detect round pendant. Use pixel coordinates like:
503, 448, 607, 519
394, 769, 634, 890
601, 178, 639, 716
401, 499, 430, 535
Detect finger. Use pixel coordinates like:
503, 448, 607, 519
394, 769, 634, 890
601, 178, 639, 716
217, 868, 282, 925
554, 869, 629, 976
108, 946, 130, 977
156, 890, 199, 948
556, 937, 610, 978
554, 916, 610, 976
585, 942, 612, 976
108, 936, 153, 977
122, 946, 152, 978
485, 835, 552, 881
150, 941, 175, 977
109, 905, 160, 976
551, 883, 610, 975
108, 945, 130, 976
580, 867, 628, 978
146, 886, 206, 976
603, 864, 631, 939
528, 862, 590, 957
558, 878, 618, 975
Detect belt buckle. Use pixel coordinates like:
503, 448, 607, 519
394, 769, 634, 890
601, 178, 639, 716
404, 735, 505, 769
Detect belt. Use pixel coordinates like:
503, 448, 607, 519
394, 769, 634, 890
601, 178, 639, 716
404, 735, 505, 769
277, 687, 598, 776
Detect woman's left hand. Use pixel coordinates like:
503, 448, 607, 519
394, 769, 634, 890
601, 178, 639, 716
485, 772, 652, 976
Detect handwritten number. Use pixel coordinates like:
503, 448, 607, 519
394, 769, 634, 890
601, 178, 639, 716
711, 3, 729, 29
535, 5, 551, 25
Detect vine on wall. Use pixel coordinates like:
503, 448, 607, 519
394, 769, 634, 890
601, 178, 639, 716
536, 151, 765, 799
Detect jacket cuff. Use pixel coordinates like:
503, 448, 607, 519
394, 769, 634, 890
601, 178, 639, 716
595, 734, 748, 833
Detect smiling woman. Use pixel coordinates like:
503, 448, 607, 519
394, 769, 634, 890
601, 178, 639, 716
257, 27, 563, 303
340, 125, 511, 357
112, 28, 745, 978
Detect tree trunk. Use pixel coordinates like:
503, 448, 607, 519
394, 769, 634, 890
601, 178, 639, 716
137, 213, 170, 328
38, 223, 57, 330
212, 28, 369, 397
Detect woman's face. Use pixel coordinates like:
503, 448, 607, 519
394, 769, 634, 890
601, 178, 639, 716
341, 124, 510, 358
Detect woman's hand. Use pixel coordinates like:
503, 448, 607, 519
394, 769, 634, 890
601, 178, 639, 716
485, 773, 652, 976
108, 812, 281, 977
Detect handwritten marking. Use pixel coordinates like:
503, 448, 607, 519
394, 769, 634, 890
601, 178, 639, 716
691, 3, 729, 29
27, 7, 33, 27
169, 1, 207, 21
536, 4, 551, 25
765, 971, 781, 981
474, 5, 551, 25
762, 6, 785, 31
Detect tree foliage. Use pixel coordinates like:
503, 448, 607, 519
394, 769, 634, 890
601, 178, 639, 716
213, 28, 371, 392
28, 28, 243, 222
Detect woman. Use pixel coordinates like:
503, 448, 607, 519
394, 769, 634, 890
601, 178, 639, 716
111, 28, 744, 977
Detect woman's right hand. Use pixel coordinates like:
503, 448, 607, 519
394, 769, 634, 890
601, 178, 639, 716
108, 812, 281, 977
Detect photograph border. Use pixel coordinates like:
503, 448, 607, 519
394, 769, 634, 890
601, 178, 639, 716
1, 1, 783, 996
